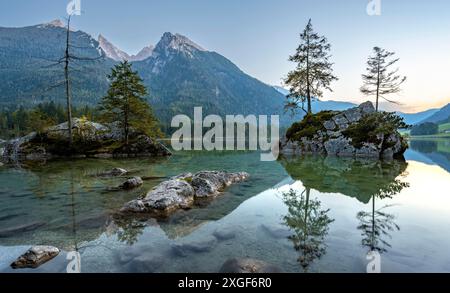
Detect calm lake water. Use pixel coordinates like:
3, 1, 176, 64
1, 138, 450, 273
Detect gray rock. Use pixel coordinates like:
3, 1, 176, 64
261, 224, 291, 239
355, 143, 379, 158
323, 120, 336, 131
127, 254, 164, 273
213, 227, 237, 241
343, 107, 362, 123
219, 258, 283, 273
171, 236, 218, 256
332, 114, 349, 130
0, 162, 3, 167
11, 246, 60, 269
121, 171, 249, 216
324, 137, 354, 156
119, 177, 144, 190
100, 168, 128, 177
381, 148, 394, 160
121, 179, 195, 214
191, 171, 250, 198
359, 101, 376, 115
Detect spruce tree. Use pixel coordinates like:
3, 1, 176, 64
99, 61, 162, 145
284, 19, 337, 114
361, 47, 407, 112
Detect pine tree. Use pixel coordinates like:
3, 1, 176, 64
361, 47, 407, 112
284, 19, 337, 114
99, 61, 162, 145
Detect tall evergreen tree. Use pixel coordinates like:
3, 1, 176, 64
361, 47, 407, 112
99, 61, 162, 145
284, 19, 337, 114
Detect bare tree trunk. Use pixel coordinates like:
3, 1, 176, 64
65, 17, 73, 146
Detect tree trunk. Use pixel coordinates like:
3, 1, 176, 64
65, 17, 73, 146
306, 34, 312, 114
375, 56, 381, 112
371, 195, 376, 251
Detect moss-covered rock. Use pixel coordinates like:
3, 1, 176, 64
280, 101, 408, 159
1, 118, 171, 162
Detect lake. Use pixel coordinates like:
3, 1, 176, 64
1, 138, 450, 273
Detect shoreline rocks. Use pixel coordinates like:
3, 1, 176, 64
120, 171, 249, 217
1, 118, 171, 163
280, 102, 407, 159
11, 246, 60, 269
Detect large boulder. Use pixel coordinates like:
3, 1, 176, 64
281, 101, 407, 160
120, 171, 249, 217
11, 246, 60, 269
121, 180, 196, 215
1, 118, 171, 162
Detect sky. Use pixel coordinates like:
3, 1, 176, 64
0, 0, 450, 113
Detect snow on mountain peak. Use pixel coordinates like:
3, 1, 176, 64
98, 34, 154, 62
37, 19, 66, 29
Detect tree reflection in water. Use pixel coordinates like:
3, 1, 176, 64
282, 188, 334, 271
357, 178, 409, 253
280, 156, 411, 266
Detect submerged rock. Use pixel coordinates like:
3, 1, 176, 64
171, 236, 218, 257
126, 254, 164, 273
100, 168, 128, 177
120, 171, 249, 216
260, 224, 291, 239
119, 177, 144, 190
219, 258, 282, 273
1, 118, 171, 162
213, 227, 237, 241
11, 246, 60, 269
280, 101, 407, 159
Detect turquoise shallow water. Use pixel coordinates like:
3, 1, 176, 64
0, 139, 450, 273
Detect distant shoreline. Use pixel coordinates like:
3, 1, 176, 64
409, 134, 450, 139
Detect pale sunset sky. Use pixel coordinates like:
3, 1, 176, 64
1, 0, 449, 112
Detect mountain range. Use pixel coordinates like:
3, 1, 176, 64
0, 20, 287, 127
0, 19, 449, 128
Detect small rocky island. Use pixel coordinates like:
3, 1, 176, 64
120, 171, 249, 217
1, 118, 171, 162
280, 101, 408, 159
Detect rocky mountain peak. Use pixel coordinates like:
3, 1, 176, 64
98, 34, 154, 62
37, 19, 66, 29
155, 32, 206, 56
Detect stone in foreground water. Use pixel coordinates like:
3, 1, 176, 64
11, 246, 60, 269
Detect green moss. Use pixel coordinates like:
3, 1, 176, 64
343, 112, 408, 150
286, 111, 336, 141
